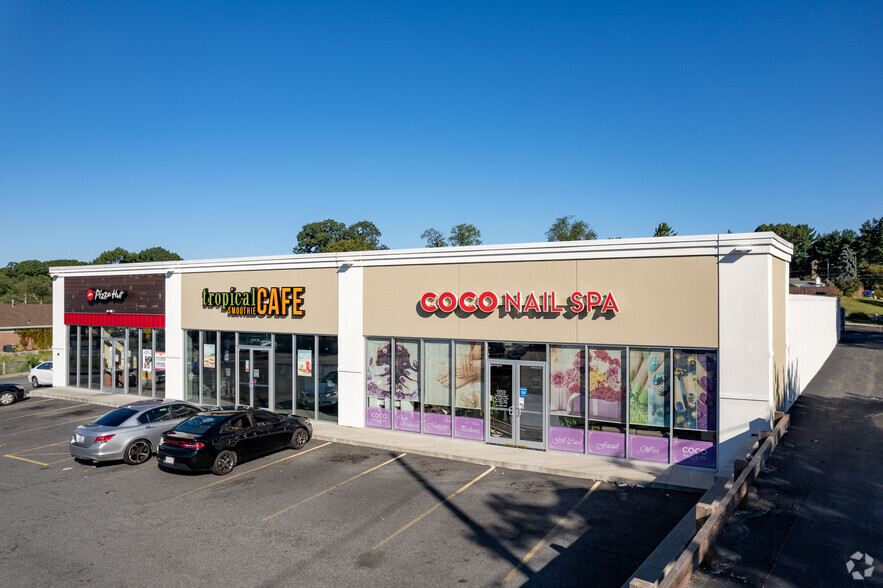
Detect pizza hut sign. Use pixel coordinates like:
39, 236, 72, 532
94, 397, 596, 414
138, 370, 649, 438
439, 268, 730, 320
86, 288, 128, 302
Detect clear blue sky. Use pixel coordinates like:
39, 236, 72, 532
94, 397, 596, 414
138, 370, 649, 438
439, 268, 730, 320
1, 1, 880, 266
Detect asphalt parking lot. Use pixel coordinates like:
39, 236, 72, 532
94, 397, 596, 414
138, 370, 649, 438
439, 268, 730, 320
0, 395, 699, 587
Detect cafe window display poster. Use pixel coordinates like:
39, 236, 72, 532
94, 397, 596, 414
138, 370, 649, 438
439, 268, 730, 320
629, 349, 670, 427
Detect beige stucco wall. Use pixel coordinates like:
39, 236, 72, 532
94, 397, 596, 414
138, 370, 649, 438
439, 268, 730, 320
364, 256, 718, 348
772, 257, 788, 410
181, 269, 338, 334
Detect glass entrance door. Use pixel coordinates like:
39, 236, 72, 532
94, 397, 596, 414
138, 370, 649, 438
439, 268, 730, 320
487, 361, 546, 450
238, 347, 271, 409
102, 337, 126, 393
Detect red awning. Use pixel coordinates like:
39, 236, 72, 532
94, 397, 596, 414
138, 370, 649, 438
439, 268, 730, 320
64, 313, 165, 328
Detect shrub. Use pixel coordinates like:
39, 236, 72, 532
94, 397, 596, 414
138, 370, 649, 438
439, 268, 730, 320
834, 277, 864, 297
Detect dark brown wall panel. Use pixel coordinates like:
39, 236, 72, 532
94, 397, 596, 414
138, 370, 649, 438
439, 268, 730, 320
64, 275, 166, 315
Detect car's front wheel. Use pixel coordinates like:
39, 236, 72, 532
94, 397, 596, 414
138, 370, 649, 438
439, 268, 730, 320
123, 439, 152, 465
0, 391, 15, 405
289, 428, 309, 450
31, 376, 40, 388
211, 450, 237, 475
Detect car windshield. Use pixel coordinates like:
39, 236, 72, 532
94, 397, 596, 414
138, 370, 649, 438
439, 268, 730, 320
94, 408, 139, 427
175, 414, 227, 435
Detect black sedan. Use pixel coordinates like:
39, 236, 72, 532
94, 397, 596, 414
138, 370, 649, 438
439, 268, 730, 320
156, 408, 312, 475
0, 383, 27, 406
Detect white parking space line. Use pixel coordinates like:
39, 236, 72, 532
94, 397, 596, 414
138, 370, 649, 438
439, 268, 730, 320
0, 404, 87, 421
176, 441, 332, 499
503, 480, 602, 582
4, 415, 101, 437
372, 465, 495, 550
263, 452, 407, 521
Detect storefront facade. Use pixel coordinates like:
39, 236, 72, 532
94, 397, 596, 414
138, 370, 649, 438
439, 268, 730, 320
51, 233, 792, 475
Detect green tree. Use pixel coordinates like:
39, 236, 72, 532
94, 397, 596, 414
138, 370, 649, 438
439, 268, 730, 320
420, 228, 448, 247
835, 244, 857, 280
293, 219, 387, 254
864, 264, 883, 291
756, 223, 817, 278
810, 230, 856, 281
133, 247, 183, 262
92, 247, 135, 264
545, 216, 597, 241
653, 222, 678, 237
854, 217, 883, 266
449, 224, 482, 247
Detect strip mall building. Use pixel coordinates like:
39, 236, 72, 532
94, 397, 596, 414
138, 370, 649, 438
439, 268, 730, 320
50, 233, 840, 477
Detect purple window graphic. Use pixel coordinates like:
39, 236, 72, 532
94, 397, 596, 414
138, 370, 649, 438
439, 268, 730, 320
422, 413, 452, 437
548, 426, 585, 453
453, 416, 484, 441
673, 439, 716, 468
587, 430, 625, 458
366, 407, 391, 429
628, 434, 669, 463
394, 409, 421, 433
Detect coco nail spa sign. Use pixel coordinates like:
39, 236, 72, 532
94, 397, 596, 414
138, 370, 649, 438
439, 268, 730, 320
419, 290, 620, 315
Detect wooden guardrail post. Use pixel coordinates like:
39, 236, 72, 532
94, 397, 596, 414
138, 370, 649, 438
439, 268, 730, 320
733, 459, 749, 509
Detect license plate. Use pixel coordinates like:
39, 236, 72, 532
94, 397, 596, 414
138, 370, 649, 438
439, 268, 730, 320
76, 434, 84, 444
164, 456, 175, 464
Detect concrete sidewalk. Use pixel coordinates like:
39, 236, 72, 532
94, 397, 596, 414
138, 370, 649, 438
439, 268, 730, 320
24, 383, 715, 491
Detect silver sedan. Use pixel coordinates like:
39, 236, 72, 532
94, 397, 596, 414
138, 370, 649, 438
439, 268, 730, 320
70, 399, 203, 465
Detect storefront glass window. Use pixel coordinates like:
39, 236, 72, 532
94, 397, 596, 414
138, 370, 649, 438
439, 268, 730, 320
586, 347, 626, 458
185, 330, 200, 402
218, 332, 235, 406
453, 342, 484, 440
141, 328, 154, 397
392, 339, 420, 432
68, 326, 78, 387
317, 336, 338, 423
155, 329, 165, 398
295, 335, 316, 419
422, 341, 452, 437
628, 348, 671, 463
488, 342, 546, 362
671, 350, 718, 468
548, 346, 585, 454
275, 334, 293, 414
202, 331, 217, 405
127, 328, 139, 395
239, 332, 271, 347
89, 327, 100, 391
79, 326, 89, 387
366, 338, 392, 429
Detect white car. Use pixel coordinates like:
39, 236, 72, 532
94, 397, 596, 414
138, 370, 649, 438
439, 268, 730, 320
29, 361, 53, 388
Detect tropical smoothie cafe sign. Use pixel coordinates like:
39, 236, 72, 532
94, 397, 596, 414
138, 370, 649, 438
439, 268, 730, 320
202, 287, 305, 317
419, 290, 620, 315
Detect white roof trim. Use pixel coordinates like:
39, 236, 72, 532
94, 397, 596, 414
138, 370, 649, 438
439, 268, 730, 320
49, 232, 793, 276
